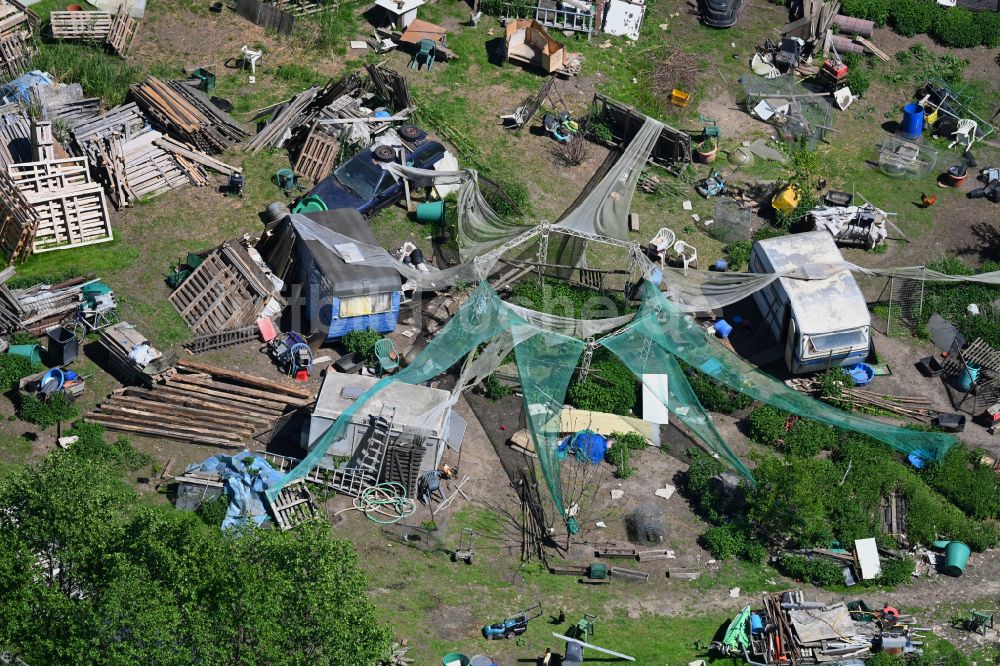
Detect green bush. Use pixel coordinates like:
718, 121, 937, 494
932, 7, 982, 47
341, 329, 382, 366
748, 405, 788, 446
981, 12, 1000, 47
0, 354, 43, 392
567, 352, 637, 416
510, 278, 632, 320
685, 367, 752, 415
777, 554, 845, 586
920, 445, 1000, 520
889, 0, 936, 36
683, 452, 728, 523
483, 374, 512, 400
866, 653, 905, 666
196, 494, 230, 527
8, 331, 39, 346
725, 240, 752, 271
604, 432, 647, 479
64, 422, 151, 471
919, 258, 1000, 350
783, 420, 837, 457
17, 392, 79, 429
703, 524, 746, 560
841, 0, 891, 25
875, 556, 915, 586
842, 53, 873, 98
483, 175, 531, 218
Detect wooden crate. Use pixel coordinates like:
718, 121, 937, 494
293, 124, 337, 182
49, 10, 112, 39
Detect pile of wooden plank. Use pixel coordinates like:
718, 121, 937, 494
49, 10, 113, 39
129, 77, 248, 154
168, 242, 284, 336
0, 169, 41, 263
0, 111, 31, 168
0, 265, 24, 335
98, 321, 170, 385
12, 276, 95, 335
0, 0, 37, 86
7, 154, 113, 254
246, 72, 362, 153
87, 359, 315, 447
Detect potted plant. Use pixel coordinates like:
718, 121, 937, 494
695, 138, 718, 163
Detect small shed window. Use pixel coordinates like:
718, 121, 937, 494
339, 292, 392, 317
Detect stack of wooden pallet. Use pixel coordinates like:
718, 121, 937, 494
7, 155, 113, 254
168, 242, 284, 336
88, 359, 315, 447
98, 320, 171, 385
0, 265, 24, 335
49, 10, 113, 39
0, 0, 37, 89
0, 169, 41, 263
72, 102, 240, 208
130, 77, 248, 153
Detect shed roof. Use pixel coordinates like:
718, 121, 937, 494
754, 230, 869, 335
300, 209, 402, 298
312, 372, 450, 436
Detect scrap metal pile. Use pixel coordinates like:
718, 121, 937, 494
714, 591, 927, 665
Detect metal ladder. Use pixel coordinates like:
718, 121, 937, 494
323, 405, 395, 498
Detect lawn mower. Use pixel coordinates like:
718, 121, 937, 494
696, 167, 739, 198
542, 111, 578, 143
482, 602, 542, 640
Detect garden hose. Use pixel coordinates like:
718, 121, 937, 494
334, 482, 416, 524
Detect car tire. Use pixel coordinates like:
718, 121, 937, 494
399, 124, 426, 142
373, 145, 397, 162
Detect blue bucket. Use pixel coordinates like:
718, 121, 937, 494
901, 103, 925, 139
848, 363, 874, 386
714, 259, 728, 272
714, 319, 733, 339
955, 363, 981, 391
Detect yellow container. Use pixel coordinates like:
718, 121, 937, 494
772, 185, 801, 215
671, 89, 691, 108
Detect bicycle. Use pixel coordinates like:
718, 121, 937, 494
67, 302, 120, 344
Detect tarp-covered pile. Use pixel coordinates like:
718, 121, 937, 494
184, 451, 285, 529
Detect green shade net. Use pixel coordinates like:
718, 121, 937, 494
512, 326, 585, 533
268, 278, 955, 530
630, 280, 956, 461
600, 321, 752, 479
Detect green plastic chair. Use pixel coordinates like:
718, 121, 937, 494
275, 168, 303, 196
409, 39, 436, 71
374, 338, 399, 376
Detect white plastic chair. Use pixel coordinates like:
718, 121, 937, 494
949, 119, 977, 150
648, 227, 676, 267
672, 240, 698, 273
240, 45, 263, 83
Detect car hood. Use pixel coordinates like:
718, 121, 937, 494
305, 176, 368, 210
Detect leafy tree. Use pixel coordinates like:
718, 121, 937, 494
341, 329, 382, 366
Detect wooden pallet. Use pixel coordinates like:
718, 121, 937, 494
0, 30, 32, 80
266, 481, 318, 530
183, 324, 259, 353
0, 168, 41, 262
293, 123, 337, 182
105, 9, 138, 55
49, 10, 112, 39
8, 157, 89, 194
168, 243, 283, 336
385, 437, 427, 500
30, 120, 53, 162
0, 1, 35, 39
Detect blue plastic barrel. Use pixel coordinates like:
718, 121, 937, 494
901, 103, 925, 139
714, 319, 733, 338
955, 363, 981, 391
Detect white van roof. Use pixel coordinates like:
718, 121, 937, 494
754, 231, 870, 335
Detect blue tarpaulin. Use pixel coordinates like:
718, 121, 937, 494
0, 71, 52, 105
557, 430, 608, 465
184, 451, 285, 529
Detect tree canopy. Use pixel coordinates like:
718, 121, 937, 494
0, 424, 391, 665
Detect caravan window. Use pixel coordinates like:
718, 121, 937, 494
339, 293, 393, 318
805, 327, 868, 355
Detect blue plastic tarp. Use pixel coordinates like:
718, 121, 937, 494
184, 451, 285, 530
558, 430, 608, 465
0, 71, 52, 105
